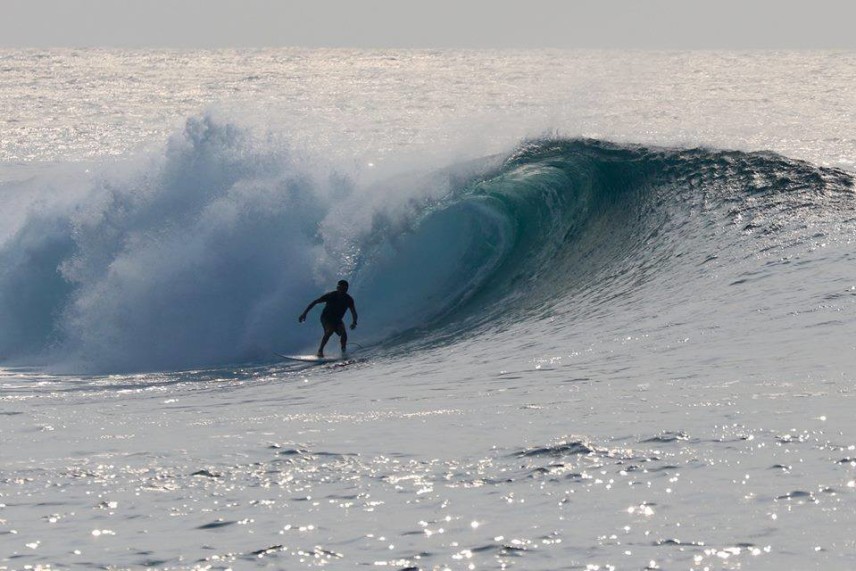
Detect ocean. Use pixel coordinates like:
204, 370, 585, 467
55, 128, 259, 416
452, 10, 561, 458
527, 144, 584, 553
1, 49, 855, 570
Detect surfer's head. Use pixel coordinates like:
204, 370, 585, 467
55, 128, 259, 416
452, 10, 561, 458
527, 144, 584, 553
337, 279, 349, 292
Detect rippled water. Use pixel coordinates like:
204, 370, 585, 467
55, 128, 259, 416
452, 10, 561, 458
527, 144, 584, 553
5, 354, 856, 569
2, 49, 854, 169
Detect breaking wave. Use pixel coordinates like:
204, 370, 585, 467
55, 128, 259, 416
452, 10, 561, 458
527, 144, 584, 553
0, 115, 851, 372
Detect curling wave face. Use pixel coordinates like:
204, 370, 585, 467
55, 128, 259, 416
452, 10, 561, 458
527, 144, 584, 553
360, 139, 854, 351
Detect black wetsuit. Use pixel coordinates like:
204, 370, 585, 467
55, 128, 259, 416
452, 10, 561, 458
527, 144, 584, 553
316, 291, 355, 327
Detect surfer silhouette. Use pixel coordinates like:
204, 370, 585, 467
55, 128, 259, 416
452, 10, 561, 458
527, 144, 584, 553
298, 280, 358, 357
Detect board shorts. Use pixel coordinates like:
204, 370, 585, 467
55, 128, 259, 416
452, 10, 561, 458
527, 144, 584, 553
321, 317, 346, 336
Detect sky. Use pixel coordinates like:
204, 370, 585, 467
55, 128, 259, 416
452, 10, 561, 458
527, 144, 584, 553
2, 0, 856, 49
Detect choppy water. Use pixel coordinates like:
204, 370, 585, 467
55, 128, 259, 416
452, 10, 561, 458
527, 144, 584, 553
1, 49, 856, 570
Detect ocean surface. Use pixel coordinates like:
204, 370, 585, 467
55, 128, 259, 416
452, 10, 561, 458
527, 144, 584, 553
1, 49, 855, 570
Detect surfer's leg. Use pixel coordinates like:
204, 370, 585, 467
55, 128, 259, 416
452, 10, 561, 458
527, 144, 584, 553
336, 322, 348, 352
318, 321, 335, 357
317, 334, 331, 357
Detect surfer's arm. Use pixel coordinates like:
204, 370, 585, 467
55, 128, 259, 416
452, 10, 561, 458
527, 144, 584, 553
349, 302, 358, 329
298, 297, 324, 322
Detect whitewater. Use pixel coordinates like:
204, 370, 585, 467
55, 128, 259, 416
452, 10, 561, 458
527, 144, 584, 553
1, 49, 855, 570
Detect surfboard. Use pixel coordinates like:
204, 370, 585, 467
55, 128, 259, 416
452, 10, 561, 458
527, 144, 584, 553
275, 352, 349, 364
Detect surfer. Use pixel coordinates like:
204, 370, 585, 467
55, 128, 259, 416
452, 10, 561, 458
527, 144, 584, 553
298, 280, 358, 357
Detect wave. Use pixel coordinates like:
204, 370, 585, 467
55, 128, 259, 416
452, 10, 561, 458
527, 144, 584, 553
358, 138, 854, 348
0, 116, 852, 373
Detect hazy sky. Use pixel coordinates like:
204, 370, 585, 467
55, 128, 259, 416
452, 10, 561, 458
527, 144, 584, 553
3, 0, 856, 49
